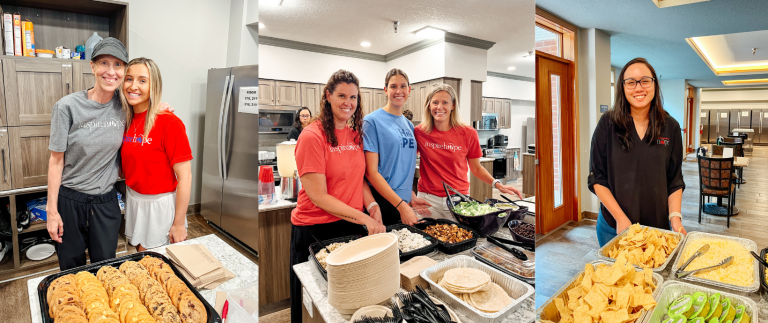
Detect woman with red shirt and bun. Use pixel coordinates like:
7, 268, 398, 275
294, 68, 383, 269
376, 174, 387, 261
120, 57, 193, 251
289, 70, 386, 323
414, 84, 523, 220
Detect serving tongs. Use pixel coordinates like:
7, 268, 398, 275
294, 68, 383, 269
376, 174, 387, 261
443, 182, 473, 209
486, 235, 530, 261
749, 251, 768, 269
676, 256, 733, 278
676, 244, 710, 274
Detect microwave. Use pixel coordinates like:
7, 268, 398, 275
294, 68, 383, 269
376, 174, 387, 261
474, 113, 498, 130
259, 106, 298, 133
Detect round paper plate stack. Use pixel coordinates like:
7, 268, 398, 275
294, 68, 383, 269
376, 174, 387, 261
327, 233, 401, 314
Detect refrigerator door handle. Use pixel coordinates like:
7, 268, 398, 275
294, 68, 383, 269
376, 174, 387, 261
217, 76, 231, 179
221, 75, 235, 180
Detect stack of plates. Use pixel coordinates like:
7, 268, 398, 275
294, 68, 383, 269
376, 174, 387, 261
327, 233, 401, 314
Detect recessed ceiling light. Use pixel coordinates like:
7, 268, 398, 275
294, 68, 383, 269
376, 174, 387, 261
688, 37, 768, 76
361, 42, 371, 47
722, 78, 768, 86
261, 0, 283, 6
414, 26, 446, 39
507, 66, 516, 71
258, 22, 265, 29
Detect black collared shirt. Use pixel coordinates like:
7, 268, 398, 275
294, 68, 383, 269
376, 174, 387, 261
588, 112, 685, 230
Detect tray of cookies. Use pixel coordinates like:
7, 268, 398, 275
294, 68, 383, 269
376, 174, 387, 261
37, 251, 220, 323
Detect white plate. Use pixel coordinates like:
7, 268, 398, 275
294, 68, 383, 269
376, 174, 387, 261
26, 244, 55, 261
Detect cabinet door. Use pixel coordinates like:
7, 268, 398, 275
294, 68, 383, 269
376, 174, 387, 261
258, 79, 276, 105
0, 128, 11, 191
275, 81, 301, 106
406, 84, 421, 122
359, 88, 372, 116
493, 99, 504, 115
9, 125, 50, 189
482, 98, 495, 113
501, 99, 512, 128
470, 81, 482, 122
72, 61, 95, 92
443, 78, 461, 101
373, 89, 386, 113
301, 83, 322, 116
415, 82, 431, 122
3, 59, 72, 126
429, 78, 443, 89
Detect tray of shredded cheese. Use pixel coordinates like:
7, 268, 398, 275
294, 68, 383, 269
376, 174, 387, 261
670, 232, 758, 293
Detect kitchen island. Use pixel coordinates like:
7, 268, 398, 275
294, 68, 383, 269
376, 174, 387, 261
293, 230, 535, 323
27, 234, 259, 322
258, 196, 297, 306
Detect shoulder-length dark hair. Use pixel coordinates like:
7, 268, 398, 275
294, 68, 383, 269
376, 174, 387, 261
610, 57, 666, 151
319, 70, 364, 147
292, 107, 311, 131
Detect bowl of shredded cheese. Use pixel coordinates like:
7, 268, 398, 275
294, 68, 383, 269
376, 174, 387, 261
672, 232, 758, 293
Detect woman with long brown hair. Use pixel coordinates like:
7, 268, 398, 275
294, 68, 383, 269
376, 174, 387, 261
287, 107, 311, 140
288, 69, 386, 323
414, 84, 522, 220
589, 57, 685, 247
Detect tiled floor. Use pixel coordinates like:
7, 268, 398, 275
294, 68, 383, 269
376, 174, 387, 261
535, 146, 768, 309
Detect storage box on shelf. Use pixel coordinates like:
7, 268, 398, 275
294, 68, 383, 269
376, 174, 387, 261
0, 0, 128, 275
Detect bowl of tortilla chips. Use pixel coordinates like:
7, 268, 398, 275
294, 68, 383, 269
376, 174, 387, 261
598, 223, 684, 272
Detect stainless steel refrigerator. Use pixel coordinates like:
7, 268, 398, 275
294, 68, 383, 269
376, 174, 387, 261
749, 109, 761, 143
700, 109, 710, 144
710, 110, 729, 141
759, 110, 768, 144
201, 65, 260, 251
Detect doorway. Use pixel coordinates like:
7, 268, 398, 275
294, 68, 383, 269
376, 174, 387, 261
535, 51, 576, 234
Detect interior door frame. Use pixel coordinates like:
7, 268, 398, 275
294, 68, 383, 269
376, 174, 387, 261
535, 50, 577, 234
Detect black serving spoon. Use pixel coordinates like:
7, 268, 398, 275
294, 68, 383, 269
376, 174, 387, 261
750, 251, 768, 268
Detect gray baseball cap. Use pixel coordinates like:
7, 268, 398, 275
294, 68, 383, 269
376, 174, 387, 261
91, 37, 128, 63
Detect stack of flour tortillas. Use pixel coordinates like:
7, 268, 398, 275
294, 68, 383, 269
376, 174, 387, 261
438, 268, 514, 313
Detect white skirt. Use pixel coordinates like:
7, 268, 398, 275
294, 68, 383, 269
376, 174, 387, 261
124, 187, 187, 249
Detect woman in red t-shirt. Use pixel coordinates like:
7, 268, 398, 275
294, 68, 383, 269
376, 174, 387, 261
414, 84, 523, 220
288, 70, 386, 323
120, 57, 193, 251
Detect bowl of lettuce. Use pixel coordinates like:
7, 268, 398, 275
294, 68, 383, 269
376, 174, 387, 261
445, 198, 512, 237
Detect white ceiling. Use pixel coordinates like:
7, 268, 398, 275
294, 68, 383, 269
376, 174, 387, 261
258, 0, 535, 77
693, 30, 768, 68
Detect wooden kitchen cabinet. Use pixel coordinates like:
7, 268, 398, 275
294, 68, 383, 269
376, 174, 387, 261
258, 79, 276, 105
441, 77, 461, 102
9, 125, 50, 189
72, 61, 95, 92
501, 104, 512, 128
414, 82, 431, 122
300, 83, 323, 116
470, 81, 483, 122
275, 81, 301, 106
373, 89, 386, 113
469, 160, 493, 202
0, 128, 12, 191
482, 98, 495, 113
359, 88, 373, 116
3, 58, 72, 126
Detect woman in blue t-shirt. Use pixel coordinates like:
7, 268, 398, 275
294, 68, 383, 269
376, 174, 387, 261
363, 68, 430, 226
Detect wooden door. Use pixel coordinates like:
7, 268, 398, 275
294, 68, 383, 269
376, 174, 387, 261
258, 79, 276, 105
72, 61, 95, 92
0, 128, 12, 191
8, 125, 50, 189
275, 81, 301, 106
359, 88, 372, 116
301, 83, 322, 116
470, 81, 482, 122
443, 77, 461, 101
536, 51, 576, 234
3, 58, 72, 126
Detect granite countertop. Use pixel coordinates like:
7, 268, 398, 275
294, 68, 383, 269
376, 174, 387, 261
293, 229, 535, 323
27, 234, 258, 322
260, 198, 297, 212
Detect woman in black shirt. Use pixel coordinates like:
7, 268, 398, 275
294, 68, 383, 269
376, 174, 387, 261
588, 58, 686, 247
287, 107, 312, 141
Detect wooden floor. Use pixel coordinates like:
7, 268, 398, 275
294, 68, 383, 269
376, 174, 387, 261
535, 146, 768, 309
0, 213, 259, 323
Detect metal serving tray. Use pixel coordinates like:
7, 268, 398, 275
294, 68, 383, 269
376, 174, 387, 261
420, 255, 535, 323
640, 280, 757, 323
536, 260, 664, 323
471, 242, 535, 284
670, 231, 759, 293
596, 224, 686, 273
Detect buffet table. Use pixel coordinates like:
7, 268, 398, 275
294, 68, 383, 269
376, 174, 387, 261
27, 234, 258, 322
294, 230, 535, 323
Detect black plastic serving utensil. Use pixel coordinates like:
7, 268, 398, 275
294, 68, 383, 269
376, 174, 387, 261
487, 233, 534, 252
486, 235, 529, 260
750, 251, 768, 268
308, 230, 331, 254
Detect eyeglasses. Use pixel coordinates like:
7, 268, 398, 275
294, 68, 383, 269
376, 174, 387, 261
299, 115, 311, 119
623, 77, 655, 89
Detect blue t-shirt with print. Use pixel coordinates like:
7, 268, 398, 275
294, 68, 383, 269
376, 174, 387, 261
362, 108, 417, 202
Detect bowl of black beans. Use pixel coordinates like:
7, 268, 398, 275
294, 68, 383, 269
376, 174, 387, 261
508, 220, 535, 244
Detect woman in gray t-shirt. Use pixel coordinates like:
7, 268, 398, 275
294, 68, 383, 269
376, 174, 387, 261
46, 38, 131, 270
